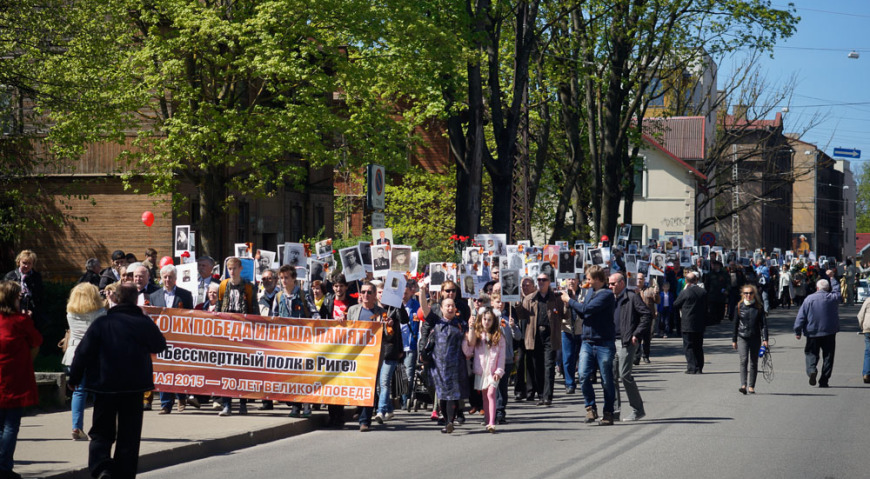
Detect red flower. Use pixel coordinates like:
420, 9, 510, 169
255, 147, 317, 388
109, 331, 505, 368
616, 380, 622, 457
180, 251, 191, 258
212, 274, 220, 280
450, 234, 459, 241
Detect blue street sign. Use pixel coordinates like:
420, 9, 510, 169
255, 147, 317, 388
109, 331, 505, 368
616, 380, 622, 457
833, 148, 861, 159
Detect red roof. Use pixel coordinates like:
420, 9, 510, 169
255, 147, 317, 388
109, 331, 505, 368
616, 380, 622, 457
722, 112, 783, 130
643, 117, 706, 160
642, 133, 707, 180
857, 233, 870, 255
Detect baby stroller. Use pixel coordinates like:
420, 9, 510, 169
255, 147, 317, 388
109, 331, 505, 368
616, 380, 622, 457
405, 362, 434, 412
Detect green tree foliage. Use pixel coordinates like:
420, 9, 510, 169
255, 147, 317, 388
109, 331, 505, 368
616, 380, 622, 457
28, 0, 423, 257
856, 164, 870, 233
384, 166, 456, 264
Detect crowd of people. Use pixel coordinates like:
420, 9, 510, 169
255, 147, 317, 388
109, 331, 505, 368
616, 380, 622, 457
0, 241, 867, 477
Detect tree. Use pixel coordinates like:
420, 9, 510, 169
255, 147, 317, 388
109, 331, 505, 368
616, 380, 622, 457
30, 0, 421, 258
854, 164, 870, 233
532, 0, 799, 241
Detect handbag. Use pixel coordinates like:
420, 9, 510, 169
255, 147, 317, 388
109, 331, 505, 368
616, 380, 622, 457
57, 329, 71, 353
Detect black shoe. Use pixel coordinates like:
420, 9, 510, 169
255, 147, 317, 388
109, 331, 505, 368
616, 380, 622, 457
497, 417, 507, 424
565, 386, 576, 394
685, 370, 697, 375
543, 400, 552, 406
809, 371, 817, 386
818, 382, 829, 388
526, 394, 537, 402
536, 400, 546, 406
514, 393, 526, 401
456, 414, 466, 425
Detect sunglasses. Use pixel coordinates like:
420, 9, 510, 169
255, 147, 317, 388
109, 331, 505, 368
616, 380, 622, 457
360, 290, 375, 295
741, 292, 753, 296
537, 278, 549, 282
442, 289, 457, 293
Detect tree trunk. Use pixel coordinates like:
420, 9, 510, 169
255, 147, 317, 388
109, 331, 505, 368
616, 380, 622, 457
198, 167, 225, 259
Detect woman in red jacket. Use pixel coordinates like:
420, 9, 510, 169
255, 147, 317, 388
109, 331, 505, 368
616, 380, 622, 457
0, 280, 42, 478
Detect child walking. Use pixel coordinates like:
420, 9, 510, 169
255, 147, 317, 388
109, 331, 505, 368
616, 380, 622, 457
463, 308, 505, 433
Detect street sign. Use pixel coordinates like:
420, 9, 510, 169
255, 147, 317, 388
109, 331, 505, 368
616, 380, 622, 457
371, 212, 385, 229
366, 164, 386, 210
833, 148, 861, 159
699, 231, 716, 246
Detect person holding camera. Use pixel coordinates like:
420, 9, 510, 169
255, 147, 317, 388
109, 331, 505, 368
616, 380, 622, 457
4, 250, 43, 330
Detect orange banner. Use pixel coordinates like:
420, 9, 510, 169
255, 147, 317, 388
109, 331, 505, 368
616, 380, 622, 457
145, 307, 383, 407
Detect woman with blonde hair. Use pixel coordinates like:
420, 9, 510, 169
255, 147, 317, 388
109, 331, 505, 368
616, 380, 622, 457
62, 283, 106, 440
731, 284, 769, 394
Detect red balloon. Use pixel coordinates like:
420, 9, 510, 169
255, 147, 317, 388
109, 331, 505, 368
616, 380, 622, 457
141, 211, 155, 227
159, 256, 174, 268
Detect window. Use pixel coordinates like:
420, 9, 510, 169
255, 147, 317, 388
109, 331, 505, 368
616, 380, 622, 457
0, 86, 15, 135
647, 78, 664, 107
633, 158, 646, 198
237, 201, 249, 242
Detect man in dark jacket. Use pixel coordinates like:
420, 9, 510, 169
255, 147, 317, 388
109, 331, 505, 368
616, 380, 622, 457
609, 273, 651, 422
704, 260, 729, 324
674, 272, 708, 374
78, 258, 103, 286
68, 284, 166, 479
149, 264, 194, 414
519, 272, 566, 406
794, 269, 840, 387
99, 250, 126, 290
560, 265, 617, 426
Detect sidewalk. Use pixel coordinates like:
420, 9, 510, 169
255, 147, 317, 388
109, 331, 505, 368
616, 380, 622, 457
16, 404, 320, 479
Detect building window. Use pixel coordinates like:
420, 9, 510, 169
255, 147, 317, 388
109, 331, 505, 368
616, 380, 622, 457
633, 158, 646, 198
0, 86, 16, 135
647, 78, 664, 107
313, 205, 325, 236
237, 201, 249, 242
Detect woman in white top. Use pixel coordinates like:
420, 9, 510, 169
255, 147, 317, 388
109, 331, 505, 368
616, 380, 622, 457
62, 283, 106, 440
778, 269, 794, 309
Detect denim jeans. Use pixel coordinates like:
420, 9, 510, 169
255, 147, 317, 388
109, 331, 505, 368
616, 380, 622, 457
496, 363, 514, 420
579, 341, 616, 414
377, 359, 398, 414
864, 334, 870, 376
0, 407, 23, 472
72, 383, 92, 431
561, 332, 581, 389
401, 351, 417, 407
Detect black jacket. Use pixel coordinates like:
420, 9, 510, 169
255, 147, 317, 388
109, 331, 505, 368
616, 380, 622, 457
674, 285, 708, 333
68, 303, 167, 394
321, 293, 357, 319
149, 287, 195, 309
732, 303, 768, 342
615, 289, 652, 345
382, 306, 409, 361
78, 270, 102, 287
4, 269, 43, 318
98, 267, 120, 290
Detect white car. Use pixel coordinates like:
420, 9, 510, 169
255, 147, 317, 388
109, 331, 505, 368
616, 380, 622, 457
857, 279, 870, 303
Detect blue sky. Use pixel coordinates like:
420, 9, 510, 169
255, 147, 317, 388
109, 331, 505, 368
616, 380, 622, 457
721, 1, 870, 171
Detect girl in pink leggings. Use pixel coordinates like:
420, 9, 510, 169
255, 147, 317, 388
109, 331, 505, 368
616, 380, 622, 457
463, 308, 505, 432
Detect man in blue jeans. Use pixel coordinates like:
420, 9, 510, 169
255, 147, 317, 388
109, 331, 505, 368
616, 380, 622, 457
561, 276, 583, 394
560, 264, 616, 426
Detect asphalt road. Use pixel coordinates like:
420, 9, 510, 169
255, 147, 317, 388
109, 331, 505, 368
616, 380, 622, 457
142, 303, 868, 479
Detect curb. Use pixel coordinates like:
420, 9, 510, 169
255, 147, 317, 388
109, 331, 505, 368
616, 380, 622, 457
43, 417, 322, 479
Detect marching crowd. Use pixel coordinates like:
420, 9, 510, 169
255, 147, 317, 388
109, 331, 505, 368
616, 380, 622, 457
0, 241, 866, 477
